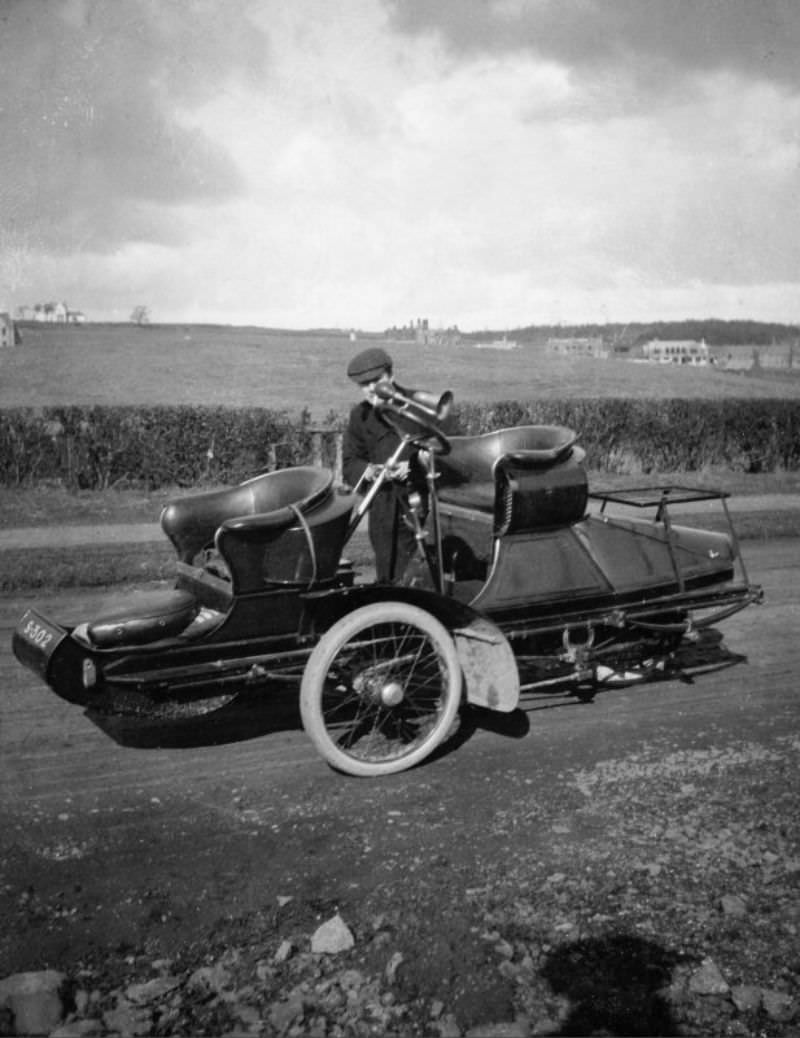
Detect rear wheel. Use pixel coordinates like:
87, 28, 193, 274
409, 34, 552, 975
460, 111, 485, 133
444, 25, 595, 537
300, 602, 462, 776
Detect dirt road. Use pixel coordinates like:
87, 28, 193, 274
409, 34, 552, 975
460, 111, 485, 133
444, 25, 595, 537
1, 540, 798, 1035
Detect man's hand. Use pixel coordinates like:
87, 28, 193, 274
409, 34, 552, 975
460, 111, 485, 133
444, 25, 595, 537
386, 460, 409, 482
363, 460, 409, 483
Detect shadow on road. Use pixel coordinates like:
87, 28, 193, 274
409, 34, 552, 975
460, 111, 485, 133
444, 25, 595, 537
516, 627, 748, 707
666, 627, 747, 681
436, 628, 749, 763
541, 933, 681, 1036
87, 686, 302, 748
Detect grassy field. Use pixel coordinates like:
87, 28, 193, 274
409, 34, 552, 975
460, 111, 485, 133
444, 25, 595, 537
3, 323, 799, 420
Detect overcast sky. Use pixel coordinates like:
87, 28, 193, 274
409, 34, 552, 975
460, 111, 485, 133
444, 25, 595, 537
1, 0, 799, 330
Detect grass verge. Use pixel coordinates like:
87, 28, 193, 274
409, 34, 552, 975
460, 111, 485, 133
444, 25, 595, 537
2, 469, 799, 528
1, 544, 177, 594
2, 532, 376, 594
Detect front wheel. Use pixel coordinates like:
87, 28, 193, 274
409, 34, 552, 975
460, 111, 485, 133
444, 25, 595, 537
300, 602, 462, 776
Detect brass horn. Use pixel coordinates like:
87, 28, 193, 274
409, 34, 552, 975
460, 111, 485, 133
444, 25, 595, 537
374, 383, 453, 422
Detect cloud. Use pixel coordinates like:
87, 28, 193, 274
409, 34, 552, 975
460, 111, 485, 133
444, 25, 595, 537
1, 0, 798, 326
385, 0, 800, 94
0, 0, 268, 254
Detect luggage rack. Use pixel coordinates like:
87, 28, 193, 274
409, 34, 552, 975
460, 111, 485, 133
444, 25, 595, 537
590, 485, 730, 512
588, 485, 751, 591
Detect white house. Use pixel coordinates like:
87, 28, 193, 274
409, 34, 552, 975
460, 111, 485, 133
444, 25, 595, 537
33, 301, 70, 322
641, 339, 709, 366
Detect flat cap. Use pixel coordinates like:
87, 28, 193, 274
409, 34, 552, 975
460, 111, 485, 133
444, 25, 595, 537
346, 346, 393, 383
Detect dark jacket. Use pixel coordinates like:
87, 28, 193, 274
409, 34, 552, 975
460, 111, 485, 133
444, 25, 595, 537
342, 384, 424, 583
342, 384, 418, 489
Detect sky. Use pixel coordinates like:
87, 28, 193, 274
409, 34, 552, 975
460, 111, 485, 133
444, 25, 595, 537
1, 0, 799, 330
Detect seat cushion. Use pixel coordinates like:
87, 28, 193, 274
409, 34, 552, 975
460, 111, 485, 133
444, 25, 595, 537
86, 589, 198, 648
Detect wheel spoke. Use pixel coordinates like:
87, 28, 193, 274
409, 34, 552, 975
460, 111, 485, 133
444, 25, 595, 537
315, 621, 448, 760
301, 603, 461, 775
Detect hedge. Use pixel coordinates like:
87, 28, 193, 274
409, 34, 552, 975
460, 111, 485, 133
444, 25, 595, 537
455, 398, 800, 474
0, 405, 334, 489
1, 398, 798, 489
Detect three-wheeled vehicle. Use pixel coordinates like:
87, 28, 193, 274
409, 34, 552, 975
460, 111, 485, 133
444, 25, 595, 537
12, 388, 763, 776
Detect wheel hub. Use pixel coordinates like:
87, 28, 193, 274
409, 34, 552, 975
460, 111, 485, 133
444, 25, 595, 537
380, 680, 405, 707
353, 668, 405, 707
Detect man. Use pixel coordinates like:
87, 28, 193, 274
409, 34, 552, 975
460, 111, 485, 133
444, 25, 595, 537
342, 346, 424, 584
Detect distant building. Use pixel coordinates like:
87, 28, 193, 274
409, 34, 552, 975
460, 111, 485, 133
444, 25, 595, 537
641, 339, 709, 366
21, 300, 85, 323
1, 311, 19, 347
546, 336, 608, 359
710, 345, 759, 371
473, 335, 519, 351
384, 317, 461, 346
32, 301, 70, 322
711, 343, 796, 371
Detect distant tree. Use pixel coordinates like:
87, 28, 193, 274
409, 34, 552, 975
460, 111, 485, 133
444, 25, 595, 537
131, 305, 150, 325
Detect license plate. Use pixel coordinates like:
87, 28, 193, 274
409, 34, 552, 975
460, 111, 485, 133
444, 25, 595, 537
16, 609, 67, 666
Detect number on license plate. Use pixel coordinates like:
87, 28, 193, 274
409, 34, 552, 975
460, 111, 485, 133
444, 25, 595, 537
20, 612, 59, 651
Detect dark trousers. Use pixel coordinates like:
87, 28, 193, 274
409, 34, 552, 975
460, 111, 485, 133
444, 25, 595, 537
368, 489, 419, 584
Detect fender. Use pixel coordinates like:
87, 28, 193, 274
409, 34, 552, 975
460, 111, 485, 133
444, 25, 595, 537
301, 584, 519, 712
